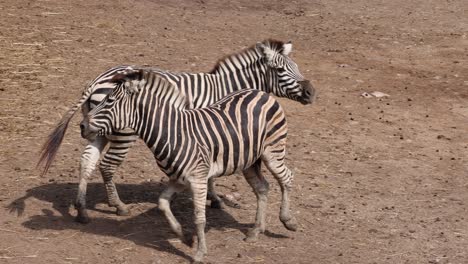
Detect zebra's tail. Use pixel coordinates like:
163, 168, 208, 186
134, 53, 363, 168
37, 87, 93, 176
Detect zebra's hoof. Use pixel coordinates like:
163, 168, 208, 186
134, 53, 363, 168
210, 200, 224, 209
222, 197, 241, 209
192, 258, 204, 264
182, 234, 194, 247
116, 207, 130, 216
193, 248, 206, 264
281, 217, 298, 231
244, 228, 261, 242
75, 214, 90, 224
244, 235, 258, 243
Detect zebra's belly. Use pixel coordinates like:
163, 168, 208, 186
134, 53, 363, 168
208, 157, 259, 179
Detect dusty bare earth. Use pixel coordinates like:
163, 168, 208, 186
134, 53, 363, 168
0, 0, 467, 263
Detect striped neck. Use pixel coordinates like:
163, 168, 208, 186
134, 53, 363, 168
135, 102, 191, 176
208, 48, 275, 95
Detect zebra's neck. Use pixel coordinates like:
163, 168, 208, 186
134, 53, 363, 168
209, 47, 275, 94
166, 49, 276, 108
134, 103, 193, 176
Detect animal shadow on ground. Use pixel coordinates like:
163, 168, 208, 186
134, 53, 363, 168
7, 182, 289, 261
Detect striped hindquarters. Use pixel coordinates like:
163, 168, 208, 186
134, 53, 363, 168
180, 89, 287, 177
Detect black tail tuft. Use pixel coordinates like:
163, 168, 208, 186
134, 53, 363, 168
37, 113, 73, 177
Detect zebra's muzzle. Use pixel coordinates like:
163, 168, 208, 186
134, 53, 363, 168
297, 80, 316, 105
80, 119, 98, 140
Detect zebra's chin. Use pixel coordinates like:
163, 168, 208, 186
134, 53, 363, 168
298, 97, 312, 105
80, 129, 98, 141
79, 120, 100, 141
297, 80, 316, 105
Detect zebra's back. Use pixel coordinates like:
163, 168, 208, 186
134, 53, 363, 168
156, 89, 287, 179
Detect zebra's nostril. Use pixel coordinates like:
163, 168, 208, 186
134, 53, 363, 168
80, 123, 85, 131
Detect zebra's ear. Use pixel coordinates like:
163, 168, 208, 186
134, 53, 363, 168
125, 70, 146, 94
256, 42, 277, 67
110, 68, 137, 82
282, 41, 293, 56
110, 72, 128, 83
111, 68, 145, 94
124, 79, 143, 94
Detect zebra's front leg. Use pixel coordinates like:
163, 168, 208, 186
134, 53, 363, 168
75, 136, 109, 224
242, 160, 269, 242
158, 181, 190, 244
99, 133, 138, 216
189, 177, 209, 263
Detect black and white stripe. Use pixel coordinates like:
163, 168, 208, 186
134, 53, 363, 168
38, 40, 315, 223
82, 68, 298, 262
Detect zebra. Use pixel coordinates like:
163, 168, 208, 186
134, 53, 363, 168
38, 39, 315, 224
80, 68, 298, 263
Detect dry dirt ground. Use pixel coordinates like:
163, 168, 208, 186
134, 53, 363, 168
1, 0, 467, 263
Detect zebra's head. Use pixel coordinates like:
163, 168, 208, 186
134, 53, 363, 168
256, 40, 315, 105
80, 68, 145, 140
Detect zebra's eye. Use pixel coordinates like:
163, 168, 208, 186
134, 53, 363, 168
107, 94, 117, 102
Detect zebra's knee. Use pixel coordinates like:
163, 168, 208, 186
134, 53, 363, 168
98, 162, 115, 177
194, 215, 206, 226
257, 180, 269, 195
80, 156, 97, 171
281, 169, 294, 189
193, 201, 207, 225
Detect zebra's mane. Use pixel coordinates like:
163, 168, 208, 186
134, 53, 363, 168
209, 39, 286, 74
112, 68, 190, 110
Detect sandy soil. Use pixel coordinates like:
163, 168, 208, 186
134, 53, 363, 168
0, 0, 467, 263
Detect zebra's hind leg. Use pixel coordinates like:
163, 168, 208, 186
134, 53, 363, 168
158, 181, 190, 244
243, 160, 269, 242
207, 178, 224, 209
75, 136, 109, 224
99, 132, 138, 216
262, 145, 298, 232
